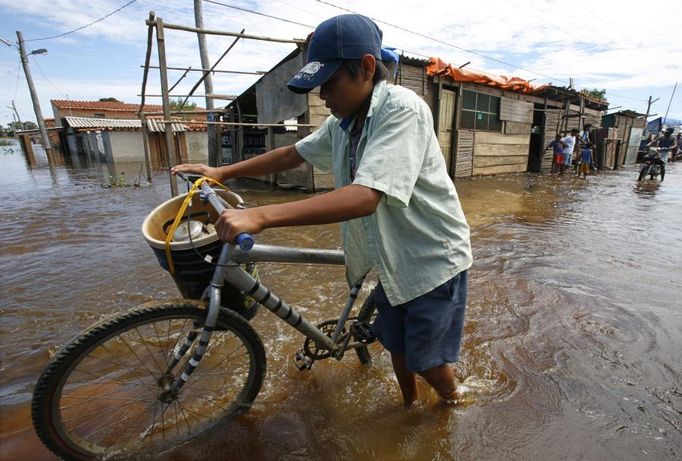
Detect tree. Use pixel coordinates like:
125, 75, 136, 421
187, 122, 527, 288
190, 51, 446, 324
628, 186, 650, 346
580, 88, 607, 102
99, 97, 122, 102
4, 121, 37, 136
169, 98, 198, 120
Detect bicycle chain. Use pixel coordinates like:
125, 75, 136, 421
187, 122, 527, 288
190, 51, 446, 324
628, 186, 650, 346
302, 319, 347, 360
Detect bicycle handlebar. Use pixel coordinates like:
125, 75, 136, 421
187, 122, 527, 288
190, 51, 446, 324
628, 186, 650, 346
175, 172, 254, 251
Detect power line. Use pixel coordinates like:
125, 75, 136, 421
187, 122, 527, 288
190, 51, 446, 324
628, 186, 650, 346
13, 61, 21, 100
26, 0, 138, 42
203, 0, 315, 28
30, 55, 66, 97
206, 0, 432, 62
313, 0, 568, 84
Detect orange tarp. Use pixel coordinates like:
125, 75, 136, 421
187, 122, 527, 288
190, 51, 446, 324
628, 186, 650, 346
425, 57, 548, 94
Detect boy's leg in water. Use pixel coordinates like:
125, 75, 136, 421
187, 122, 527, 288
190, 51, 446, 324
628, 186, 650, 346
391, 354, 460, 405
418, 363, 459, 401
390, 353, 418, 406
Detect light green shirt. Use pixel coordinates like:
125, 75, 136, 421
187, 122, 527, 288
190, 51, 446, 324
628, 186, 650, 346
295, 80, 472, 305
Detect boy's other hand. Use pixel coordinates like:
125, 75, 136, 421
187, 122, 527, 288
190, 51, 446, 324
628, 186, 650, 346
170, 163, 212, 177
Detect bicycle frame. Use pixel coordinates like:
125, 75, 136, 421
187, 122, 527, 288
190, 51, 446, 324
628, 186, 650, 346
168, 181, 365, 393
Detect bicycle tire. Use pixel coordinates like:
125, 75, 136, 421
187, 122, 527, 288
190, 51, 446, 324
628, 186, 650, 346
354, 288, 384, 365
32, 301, 266, 461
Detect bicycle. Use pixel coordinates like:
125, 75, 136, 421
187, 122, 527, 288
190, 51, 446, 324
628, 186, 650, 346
31, 175, 383, 461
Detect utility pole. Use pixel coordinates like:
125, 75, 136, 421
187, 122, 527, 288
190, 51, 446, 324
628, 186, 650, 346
644, 96, 660, 136
16, 30, 54, 163
10, 100, 24, 130
193, 0, 218, 167
663, 82, 677, 125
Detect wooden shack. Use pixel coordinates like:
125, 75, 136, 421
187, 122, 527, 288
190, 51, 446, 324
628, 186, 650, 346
601, 110, 647, 166
226, 49, 610, 190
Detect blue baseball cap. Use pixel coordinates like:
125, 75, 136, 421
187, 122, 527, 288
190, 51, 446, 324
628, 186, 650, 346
287, 14, 383, 94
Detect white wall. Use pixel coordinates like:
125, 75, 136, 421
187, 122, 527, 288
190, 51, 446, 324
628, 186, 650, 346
185, 132, 208, 163
109, 131, 145, 162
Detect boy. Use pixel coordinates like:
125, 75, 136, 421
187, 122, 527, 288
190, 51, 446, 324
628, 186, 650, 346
172, 14, 473, 406
560, 129, 579, 175
578, 142, 594, 179
545, 134, 565, 174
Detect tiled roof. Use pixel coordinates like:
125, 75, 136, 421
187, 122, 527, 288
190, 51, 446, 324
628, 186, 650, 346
52, 100, 164, 112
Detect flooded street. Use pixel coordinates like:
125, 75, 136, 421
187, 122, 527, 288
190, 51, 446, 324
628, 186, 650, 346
1, 140, 680, 460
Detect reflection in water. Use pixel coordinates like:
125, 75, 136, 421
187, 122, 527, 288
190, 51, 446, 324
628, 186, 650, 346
1, 139, 681, 460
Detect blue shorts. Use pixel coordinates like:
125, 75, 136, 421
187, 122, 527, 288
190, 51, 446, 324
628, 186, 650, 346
370, 271, 468, 373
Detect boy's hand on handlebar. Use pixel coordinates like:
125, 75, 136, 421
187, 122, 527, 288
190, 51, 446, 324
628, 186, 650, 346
170, 163, 214, 178
216, 208, 265, 244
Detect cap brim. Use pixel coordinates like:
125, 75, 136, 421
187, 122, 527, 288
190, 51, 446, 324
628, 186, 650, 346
287, 60, 342, 94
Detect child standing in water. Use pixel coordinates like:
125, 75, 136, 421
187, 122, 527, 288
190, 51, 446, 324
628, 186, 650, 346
546, 134, 566, 174
578, 142, 594, 179
173, 14, 473, 406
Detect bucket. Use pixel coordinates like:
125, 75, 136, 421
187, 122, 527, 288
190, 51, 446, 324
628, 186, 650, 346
141, 189, 259, 320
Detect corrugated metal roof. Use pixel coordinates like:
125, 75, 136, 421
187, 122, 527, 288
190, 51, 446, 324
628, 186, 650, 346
146, 119, 187, 133
64, 116, 196, 132
65, 116, 141, 130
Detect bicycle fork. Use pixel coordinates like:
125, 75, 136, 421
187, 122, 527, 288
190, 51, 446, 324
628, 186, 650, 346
160, 244, 229, 402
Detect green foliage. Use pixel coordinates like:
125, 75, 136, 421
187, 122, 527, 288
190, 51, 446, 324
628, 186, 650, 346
98, 97, 122, 102
5, 121, 38, 135
169, 98, 198, 120
580, 88, 607, 102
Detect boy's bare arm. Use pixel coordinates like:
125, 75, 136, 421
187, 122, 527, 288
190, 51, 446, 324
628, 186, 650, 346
171, 145, 304, 182
215, 185, 382, 242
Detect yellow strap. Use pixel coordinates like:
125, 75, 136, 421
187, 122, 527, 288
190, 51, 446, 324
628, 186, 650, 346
164, 176, 230, 274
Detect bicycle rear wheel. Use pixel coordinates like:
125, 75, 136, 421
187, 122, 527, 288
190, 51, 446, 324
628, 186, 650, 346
354, 288, 385, 365
32, 301, 266, 461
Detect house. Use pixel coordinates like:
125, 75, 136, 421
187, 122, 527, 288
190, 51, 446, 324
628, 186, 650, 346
61, 116, 207, 167
223, 48, 609, 190
601, 110, 647, 166
50, 100, 209, 167
51, 100, 165, 123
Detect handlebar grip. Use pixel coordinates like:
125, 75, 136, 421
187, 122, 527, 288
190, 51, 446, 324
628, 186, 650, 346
235, 233, 255, 251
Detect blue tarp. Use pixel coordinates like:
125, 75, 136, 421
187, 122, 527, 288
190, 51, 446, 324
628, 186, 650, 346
647, 116, 682, 133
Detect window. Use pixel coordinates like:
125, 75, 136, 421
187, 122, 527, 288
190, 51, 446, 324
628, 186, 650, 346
94, 113, 106, 118
460, 90, 501, 131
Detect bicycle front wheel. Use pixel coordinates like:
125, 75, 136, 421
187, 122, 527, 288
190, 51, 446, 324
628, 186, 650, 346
32, 301, 266, 461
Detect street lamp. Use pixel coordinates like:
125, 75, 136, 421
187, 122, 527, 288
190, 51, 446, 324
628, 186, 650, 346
29, 48, 47, 56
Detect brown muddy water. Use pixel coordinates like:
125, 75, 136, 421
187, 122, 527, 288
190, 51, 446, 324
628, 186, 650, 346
1, 140, 680, 461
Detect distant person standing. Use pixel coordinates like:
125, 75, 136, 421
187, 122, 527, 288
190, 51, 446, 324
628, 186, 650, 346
578, 141, 594, 179
545, 134, 566, 174
560, 129, 579, 175
579, 124, 594, 174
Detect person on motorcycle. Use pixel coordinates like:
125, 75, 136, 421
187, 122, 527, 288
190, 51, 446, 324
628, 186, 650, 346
646, 128, 676, 180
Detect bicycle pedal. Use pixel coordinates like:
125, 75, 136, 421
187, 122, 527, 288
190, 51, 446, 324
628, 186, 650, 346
350, 321, 376, 344
293, 350, 314, 371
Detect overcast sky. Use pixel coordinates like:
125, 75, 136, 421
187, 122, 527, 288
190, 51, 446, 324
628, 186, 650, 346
1, 0, 680, 128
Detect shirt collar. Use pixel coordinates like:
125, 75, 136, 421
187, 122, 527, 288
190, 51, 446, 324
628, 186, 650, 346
340, 80, 389, 131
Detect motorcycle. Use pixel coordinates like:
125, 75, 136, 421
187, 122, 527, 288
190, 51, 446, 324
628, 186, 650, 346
638, 147, 668, 181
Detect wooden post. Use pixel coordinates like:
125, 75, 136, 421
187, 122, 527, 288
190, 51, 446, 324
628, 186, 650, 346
451, 83, 463, 179
193, 0, 217, 168
265, 126, 276, 186
155, 17, 178, 196
18, 133, 36, 166
139, 114, 153, 181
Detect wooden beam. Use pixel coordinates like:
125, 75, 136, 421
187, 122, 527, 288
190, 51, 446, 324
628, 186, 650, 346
150, 21, 305, 44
